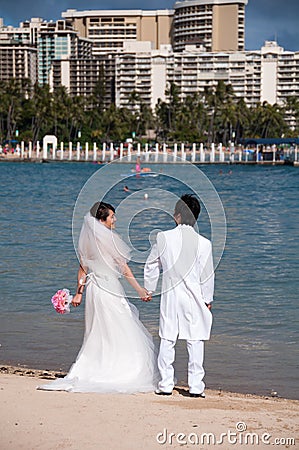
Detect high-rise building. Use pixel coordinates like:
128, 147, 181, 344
171, 41, 299, 108
61, 9, 174, 56
111, 41, 299, 112
37, 19, 92, 85
0, 17, 43, 46
51, 55, 116, 108
170, 45, 258, 107
259, 41, 299, 105
51, 41, 172, 111
0, 39, 37, 83
0, 17, 93, 86
1, 4, 299, 124
115, 42, 172, 111
172, 0, 248, 52
0, 17, 41, 84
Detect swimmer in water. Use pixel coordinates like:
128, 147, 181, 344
135, 156, 141, 173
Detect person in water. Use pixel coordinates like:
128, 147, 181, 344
135, 156, 141, 173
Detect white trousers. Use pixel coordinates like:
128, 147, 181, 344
158, 338, 205, 394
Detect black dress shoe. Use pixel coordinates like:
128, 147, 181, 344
155, 389, 172, 396
189, 392, 206, 398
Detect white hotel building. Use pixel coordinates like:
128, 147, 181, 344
114, 42, 173, 111
50, 39, 299, 112
111, 40, 299, 110
55, 2, 299, 111
0, 0, 299, 114
0, 17, 41, 83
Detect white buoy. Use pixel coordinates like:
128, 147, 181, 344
144, 193, 148, 200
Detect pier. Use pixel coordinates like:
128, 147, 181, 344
0, 140, 298, 165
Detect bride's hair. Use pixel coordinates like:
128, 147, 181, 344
90, 201, 115, 221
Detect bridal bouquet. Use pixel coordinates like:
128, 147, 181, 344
51, 289, 73, 314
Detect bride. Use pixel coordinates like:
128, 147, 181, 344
39, 201, 158, 393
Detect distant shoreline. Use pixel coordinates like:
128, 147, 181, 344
0, 157, 292, 166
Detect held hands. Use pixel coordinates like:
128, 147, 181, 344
138, 287, 152, 302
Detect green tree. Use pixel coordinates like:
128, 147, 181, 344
203, 81, 236, 144
284, 96, 299, 135
249, 102, 287, 138
68, 95, 88, 142
234, 98, 251, 141
100, 105, 133, 142
28, 83, 52, 143
0, 79, 30, 141
155, 98, 169, 141
51, 85, 72, 140
138, 102, 154, 138
165, 82, 181, 134
172, 93, 208, 142
91, 64, 106, 113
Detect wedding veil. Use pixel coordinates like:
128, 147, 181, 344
78, 211, 130, 278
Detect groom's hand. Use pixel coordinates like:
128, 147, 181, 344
139, 287, 152, 302
138, 287, 148, 301
143, 290, 152, 302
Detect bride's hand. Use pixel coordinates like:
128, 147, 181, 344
72, 293, 82, 307
138, 287, 151, 302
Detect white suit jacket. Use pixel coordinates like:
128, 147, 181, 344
144, 224, 214, 341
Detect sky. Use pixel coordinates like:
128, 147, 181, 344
0, 0, 298, 51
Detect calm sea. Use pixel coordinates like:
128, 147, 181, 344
0, 161, 298, 399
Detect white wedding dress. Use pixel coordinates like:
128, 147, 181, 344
39, 213, 159, 393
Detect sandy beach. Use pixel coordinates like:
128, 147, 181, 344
0, 366, 298, 450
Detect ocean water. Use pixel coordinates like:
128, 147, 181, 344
0, 161, 298, 399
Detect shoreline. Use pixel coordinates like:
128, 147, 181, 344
0, 364, 67, 381
1, 367, 298, 450
0, 364, 295, 402
0, 157, 292, 166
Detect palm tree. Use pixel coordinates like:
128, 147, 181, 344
165, 82, 181, 134
90, 64, 106, 113
203, 81, 237, 144
29, 83, 53, 143
234, 98, 251, 141
51, 86, 72, 140
250, 102, 287, 138
284, 96, 299, 135
127, 90, 141, 112
155, 98, 169, 141
100, 105, 133, 142
1, 79, 27, 141
172, 93, 207, 142
138, 102, 154, 138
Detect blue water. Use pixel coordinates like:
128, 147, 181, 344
0, 162, 298, 399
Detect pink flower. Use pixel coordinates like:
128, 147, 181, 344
51, 289, 73, 314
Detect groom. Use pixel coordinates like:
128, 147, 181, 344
144, 194, 214, 397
